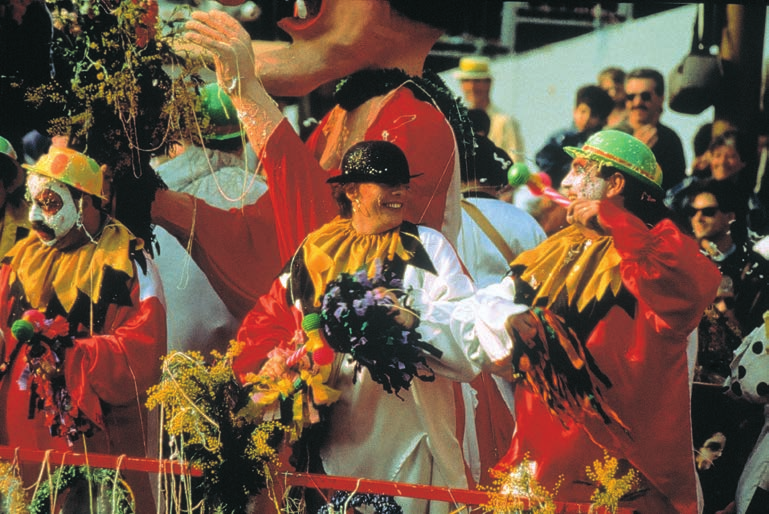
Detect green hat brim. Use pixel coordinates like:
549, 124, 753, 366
563, 145, 663, 193
204, 129, 245, 141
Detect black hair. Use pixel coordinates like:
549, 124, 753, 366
598, 165, 671, 226
202, 136, 244, 154
627, 68, 665, 97
463, 136, 510, 186
686, 178, 741, 215
708, 129, 752, 163
331, 183, 353, 218
693, 123, 714, 157
467, 108, 491, 136
575, 85, 614, 122
0, 156, 17, 189
685, 177, 749, 242
388, 0, 467, 31
65, 184, 107, 215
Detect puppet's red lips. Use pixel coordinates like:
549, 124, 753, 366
279, 0, 322, 31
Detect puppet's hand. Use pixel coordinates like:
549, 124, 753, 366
185, 10, 256, 97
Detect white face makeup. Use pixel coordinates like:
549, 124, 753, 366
561, 159, 609, 201
27, 173, 79, 247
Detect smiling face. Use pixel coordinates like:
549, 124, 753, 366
348, 181, 409, 234
689, 192, 734, 242
709, 143, 746, 180
27, 173, 79, 247
561, 158, 609, 200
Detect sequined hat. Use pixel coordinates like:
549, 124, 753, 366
563, 130, 663, 192
23, 147, 107, 200
327, 141, 422, 185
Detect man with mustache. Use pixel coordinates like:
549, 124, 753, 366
611, 68, 686, 192
455, 130, 720, 513
0, 147, 166, 511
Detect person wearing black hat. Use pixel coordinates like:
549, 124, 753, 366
233, 140, 477, 513
154, 1, 475, 323
455, 127, 545, 485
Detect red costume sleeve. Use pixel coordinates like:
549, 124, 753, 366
597, 201, 721, 336
153, 86, 458, 319
232, 276, 300, 383
361, 87, 457, 232
63, 264, 166, 428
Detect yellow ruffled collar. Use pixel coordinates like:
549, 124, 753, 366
302, 216, 414, 305
4, 220, 138, 313
514, 225, 622, 313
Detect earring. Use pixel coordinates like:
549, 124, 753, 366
75, 197, 84, 229
352, 197, 360, 213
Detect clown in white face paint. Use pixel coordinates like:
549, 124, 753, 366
27, 173, 80, 246
561, 157, 610, 201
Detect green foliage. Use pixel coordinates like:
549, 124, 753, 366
27, 465, 133, 514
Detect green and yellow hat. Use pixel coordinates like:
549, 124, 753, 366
23, 147, 107, 200
563, 130, 662, 192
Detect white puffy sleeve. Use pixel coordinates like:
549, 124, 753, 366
450, 276, 529, 378
399, 227, 484, 382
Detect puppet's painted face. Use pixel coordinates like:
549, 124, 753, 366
255, 0, 439, 97
28, 173, 78, 246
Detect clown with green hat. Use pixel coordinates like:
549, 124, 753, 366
458, 128, 722, 513
563, 129, 663, 193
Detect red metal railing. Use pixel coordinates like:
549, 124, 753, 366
0, 445, 635, 513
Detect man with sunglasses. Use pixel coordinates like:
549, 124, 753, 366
611, 68, 686, 192
687, 177, 769, 514
687, 178, 769, 334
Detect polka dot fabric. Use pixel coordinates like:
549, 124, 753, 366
727, 324, 769, 404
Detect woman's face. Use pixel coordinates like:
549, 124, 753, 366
710, 143, 745, 180
349, 182, 409, 234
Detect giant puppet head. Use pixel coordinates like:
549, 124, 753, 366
229, 0, 463, 97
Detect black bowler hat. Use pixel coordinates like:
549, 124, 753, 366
326, 141, 422, 185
